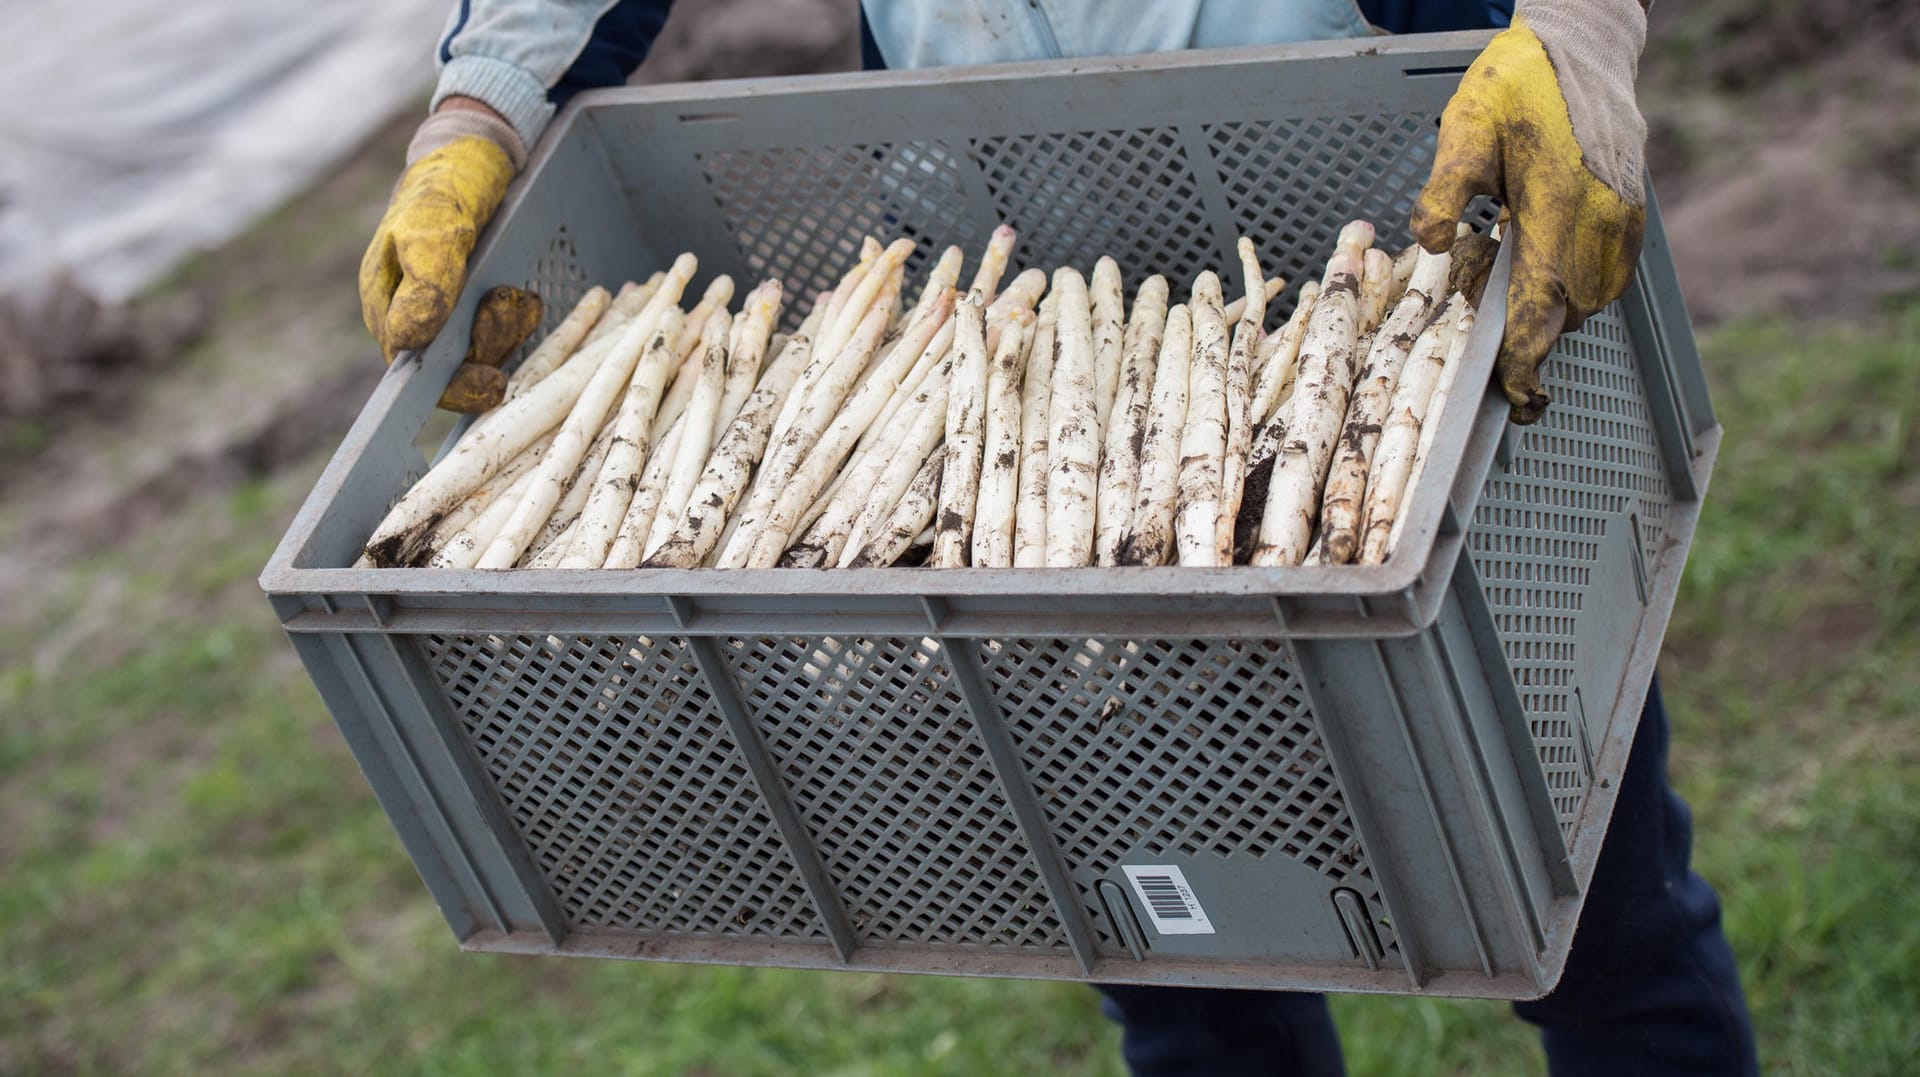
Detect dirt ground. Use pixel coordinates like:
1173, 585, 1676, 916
1, 0, 1913, 610
1646, 0, 1920, 323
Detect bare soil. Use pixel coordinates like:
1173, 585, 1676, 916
1647, 0, 1920, 323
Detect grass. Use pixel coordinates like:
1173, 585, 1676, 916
3, 304, 1916, 1075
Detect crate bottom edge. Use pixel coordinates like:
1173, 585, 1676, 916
457, 929, 1555, 999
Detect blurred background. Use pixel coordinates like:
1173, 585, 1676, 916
2, 0, 1915, 1072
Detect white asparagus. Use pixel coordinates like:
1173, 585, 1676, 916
691, 303, 828, 563
842, 355, 952, 565
1217, 238, 1265, 563
971, 309, 1035, 567
1174, 271, 1229, 566
1251, 280, 1319, 424
654, 274, 736, 436
791, 351, 933, 572
1120, 303, 1192, 566
1043, 267, 1099, 567
1389, 300, 1476, 557
526, 515, 580, 569
1094, 275, 1169, 566
856, 312, 947, 459
1252, 221, 1372, 566
642, 307, 820, 569
500, 286, 609, 399
848, 447, 945, 568
1357, 248, 1394, 335
473, 262, 701, 569
603, 414, 683, 569
795, 464, 854, 546
362, 254, 696, 566
476, 310, 667, 568
986, 267, 1048, 320
1233, 411, 1288, 564
790, 299, 957, 558
727, 306, 890, 567
432, 464, 544, 569
1304, 523, 1332, 566
1384, 243, 1419, 313
1318, 248, 1452, 563
752, 292, 954, 565
716, 280, 782, 429
1222, 277, 1285, 327
419, 429, 554, 556
1089, 256, 1126, 433
849, 265, 1041, 472
676, 276, 736, 369
814, 239, 879, 349
872, 261, 907, 342
1248, 398, 1291, 471
643, 310, 732, 560
1359, 295, 1463, 564
1011, 293, 1057, 567
772, 240, 912, 446
585, 274, 662, 347
523, 406, 625, 564
819, 237, 914, 373
984, 267, 1046, 354
488, 276, 648, 422
905, 246, 965, 330
424, 432, 555, 568
548, 307, 684, 567
899, 528, 936, 567
932, 291, 992, 567
969, 224, 1017, 302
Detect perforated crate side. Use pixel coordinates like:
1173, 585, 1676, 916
976, 637, 1394, 958
719, 635, 1071, 953
1467, 303, 1675, 844
422, 632, 828, 940
687, 112, 1486, 333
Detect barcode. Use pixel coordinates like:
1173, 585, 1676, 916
1122, 865, 1216, 935
1134, 875, 1194, 919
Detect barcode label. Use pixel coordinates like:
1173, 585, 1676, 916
1122, 865, 1215, 935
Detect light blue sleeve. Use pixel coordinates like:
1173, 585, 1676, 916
859, 0, 1375, 70
431, 0, 627, 150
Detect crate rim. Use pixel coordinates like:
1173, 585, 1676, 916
552, 29, 1499, 114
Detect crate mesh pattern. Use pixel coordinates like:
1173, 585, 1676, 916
697, 142, 974, 329
1468, 304, 1674, 841
978, 637, 1392, 955
519, 228, 593, 363
425, 630, 1395, 958
1205, 114, 1430, 298
693, 116, 1504, 337
721, 635, 1070, 951
425, 632, 828, 939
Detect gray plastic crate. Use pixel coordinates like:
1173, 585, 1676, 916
261, 31, 1719, 999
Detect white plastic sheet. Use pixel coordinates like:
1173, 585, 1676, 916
0, 0, 448, 303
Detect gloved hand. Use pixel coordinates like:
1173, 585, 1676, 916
1413, 0, 1649, 424
359, 102, 529, 411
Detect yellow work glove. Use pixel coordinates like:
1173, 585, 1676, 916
360, 104, 530, 411
1413, 1, 1649, 424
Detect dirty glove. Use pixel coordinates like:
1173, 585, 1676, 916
1412, 0, 1649, 424
359, 104, 527, 410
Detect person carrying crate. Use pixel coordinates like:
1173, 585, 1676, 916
359, 3, 1760, 1074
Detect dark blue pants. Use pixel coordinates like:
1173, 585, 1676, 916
1094, 679, 1759, 1076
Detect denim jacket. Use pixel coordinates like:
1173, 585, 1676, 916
432, 0, 1507, 151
